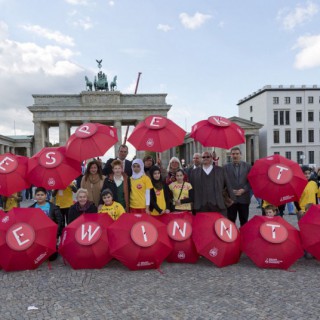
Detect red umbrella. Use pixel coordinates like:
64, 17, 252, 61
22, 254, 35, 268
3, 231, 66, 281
190, 116, 245, 149
0, 153, 30, 197
155, 212, 199, 263
27, 146, 81, 190
127, 115, 186, 152
66, 122, 118, 161
240, 215, 303, 269
107, 213, 173, 270
298, 204, 320, 260
59, 213, 113, 269
248, 154, 307, 206
192, 212, 241, 267
0, 208, 58, 271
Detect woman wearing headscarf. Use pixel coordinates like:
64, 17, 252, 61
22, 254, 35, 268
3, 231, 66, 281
149, 165, 172, 216
129, 159, 153, 213
165, 156, 188, 185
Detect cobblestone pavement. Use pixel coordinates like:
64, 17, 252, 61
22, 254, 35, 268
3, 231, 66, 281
1, 199, 320, 320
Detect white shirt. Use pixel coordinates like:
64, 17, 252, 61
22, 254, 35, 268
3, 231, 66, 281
202, 165, 213, 175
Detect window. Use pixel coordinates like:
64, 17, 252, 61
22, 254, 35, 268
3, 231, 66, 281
285, 111, 290, 125
308, 111, 314, 121
273, 97, 279, 104
296, 111, 302, 122
250, 106, 253, 112
285, 151, 291, 160
296, 130, 302, 143
250, 117, 253, 122
273, 130, 279, 143
274, 152, 280, 155
285, 130, 291, 143
309, 151, 315, 164
296, 97, 302, 104
308, 96, 314, 104
284, 97, 290, 104
274, 110, 290, 125
297, 151, 304, 165
274, 111, 278, 125
308, 129, 314, 142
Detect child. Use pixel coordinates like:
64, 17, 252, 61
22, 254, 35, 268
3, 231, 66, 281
98, 189, 125, 221
129, 159, 153, 213
264, 204, 278, 217
149, 165, 172, 216
29, 187, 63, 261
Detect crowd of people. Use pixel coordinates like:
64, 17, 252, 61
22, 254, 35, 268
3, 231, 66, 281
2, 143, 320, 261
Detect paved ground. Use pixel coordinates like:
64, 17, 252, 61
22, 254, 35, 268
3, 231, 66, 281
1, 199, 320, 319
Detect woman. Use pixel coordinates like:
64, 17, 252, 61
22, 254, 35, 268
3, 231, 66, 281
3, 192, 22, 212
67, 188, 97, 224
129, 159, 153, 213
169, 169, 193, 212
81, 159, 105, 207
149, 165, 172, 216
101, 159, 129, 212
165, 157, 188, 185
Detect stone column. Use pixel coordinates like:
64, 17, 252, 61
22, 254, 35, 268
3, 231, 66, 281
34, 121, 43, 153
26, 147, 32, 157
246, 135, 252, 165
59, 121, 68, 146
253, 134, 260, 162
10, 147, 15, 154
114, 120, 122, 156
0, 145, 4, 154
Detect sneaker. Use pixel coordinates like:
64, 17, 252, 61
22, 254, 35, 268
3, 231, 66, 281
304, 252, 313, 260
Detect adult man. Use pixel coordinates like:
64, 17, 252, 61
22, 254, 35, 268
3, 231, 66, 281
186, 153, 201, 178
189, 151, 234, 216
223, 147, 251, 226
102, 144, 132, 177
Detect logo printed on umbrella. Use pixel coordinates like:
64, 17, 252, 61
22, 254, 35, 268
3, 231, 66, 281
2, 216, 9, 223
48, 177, 56, 187
265, 258, 283, 264
214, 218, 238, 243
75, 123, 98, 138
268, 164, 293, 184
34, 252, 48, 264
75, 222, 102, 245
167, 219, 192, 241
209, 247, 218, 257
280, 195, 295, 202
146, 138, 154, 147
145, 116, 167, 129
208, 116, 231, 127
6, 223, 35, 251
109, 129, 115, 137
260, 222, 288, 243
177, 250, 186, 260
131, 221, 158, 247
39, 151, 63, 168
0, 156, 18, 173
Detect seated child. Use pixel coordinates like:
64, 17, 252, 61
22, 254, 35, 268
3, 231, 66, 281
98, 189, 125, 221
264, 204, 278, 217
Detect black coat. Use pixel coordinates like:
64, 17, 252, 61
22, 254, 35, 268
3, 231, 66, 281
150, 184, 173, 214
67, 202, 97, 224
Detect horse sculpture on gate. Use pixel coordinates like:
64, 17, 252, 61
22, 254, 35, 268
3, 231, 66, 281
110, 76, 117, 91
94, 71, 109, 91
85, 76, 93, 91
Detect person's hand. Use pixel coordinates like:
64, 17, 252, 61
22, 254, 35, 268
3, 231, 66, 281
164, 209, 170, 214
175, 200, 181, 206
145, 206, 150, 215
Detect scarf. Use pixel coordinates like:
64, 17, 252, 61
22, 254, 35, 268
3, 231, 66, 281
131, 159, 145, 180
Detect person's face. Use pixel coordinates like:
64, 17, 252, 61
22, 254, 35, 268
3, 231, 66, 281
201, 152, 212, 165
170, 160, 180, 169
193, 154, 201, 166
112, 165, 122, 176
132, 163, 141, 173
118, 147, 128, 160
89, 164, 98, 175
153, 170, 161, 181
175, 171, 184, 183
231, 149, 241, 163
102, 194, 113, 206
144, 158, 153, 168
35, 191, 46, 205
77, 192, 88, 206
304, 170, 311, 180
265, 209, 276, 217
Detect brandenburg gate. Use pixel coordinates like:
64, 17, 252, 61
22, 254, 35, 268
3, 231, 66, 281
28, 91, 171, 162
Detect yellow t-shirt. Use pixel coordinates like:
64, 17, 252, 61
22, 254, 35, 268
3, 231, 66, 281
4, 193, 20, 212
169, 181, 192, 211
130, 175, 152, 209
151, 188, 166, 216
299, 180, 319, 212
54, 185, 75, 209
98, 201, 125, 220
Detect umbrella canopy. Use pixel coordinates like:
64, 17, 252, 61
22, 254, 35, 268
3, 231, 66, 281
192, 212, 241, 267
240, 215, 303, 269
65, 122, 118, 161
298, 204, 320, 260
0, 208, 58, 271
190, 116, 245, 149
0, 153, 30, 197
27, 146, 81, 190
127, 115, 186, 152
248, 154, 307, 206
59, 213, 113, 269
107, 213, 173, 270
155, 211, 199, 263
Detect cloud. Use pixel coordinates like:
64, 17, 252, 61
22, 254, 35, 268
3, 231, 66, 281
179, 12, 211, 30
109, 1, 115, 6
22, 24, 75, 46
0, 21, 9, 40
65, 0, 91, 5
293, 34, 320, 69
157, 24, 173, 32
72, 17, 93, 30
278, 2, 318, 30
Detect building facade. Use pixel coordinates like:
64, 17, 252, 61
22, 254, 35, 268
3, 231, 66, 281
238, 85, 320, 166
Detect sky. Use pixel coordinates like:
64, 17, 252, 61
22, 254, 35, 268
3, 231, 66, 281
0, 0, 320, 156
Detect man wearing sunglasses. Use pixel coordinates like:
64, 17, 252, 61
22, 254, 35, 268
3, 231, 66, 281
189, 151, 234, 216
